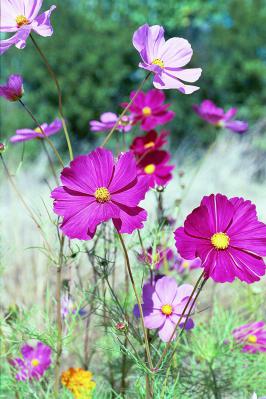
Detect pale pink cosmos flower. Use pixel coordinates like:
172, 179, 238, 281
0, 74, 23, 101
89, 112, 132, 133
0, 0, 56, 55
10, 118, 62, 143
133, 24, 202, 94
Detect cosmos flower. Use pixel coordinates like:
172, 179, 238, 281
51, 148, 150, 240
138, 245, 175, 270
61, 368, 96, 399
193, 100, 248, 134
132, 24, 202, 93
130, 129, 169, 157
10, 118, 63, 143
137, 150, 174, 188
174, 256, 202, 274
61, 295, 86, 319
233, 321, 266, 354
10, 342, 52, 381
0, 74, 23, 101
134, 276, 195, 342
125, 89, 175, 131
0, 0, 56, 55
89, 112, 132, 133
0, 142, 5, 153
174, 194, 266, 283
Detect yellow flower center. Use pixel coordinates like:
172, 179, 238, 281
142, 106, 152, 116
94, 187, 111, 203
211, 232, 230, 250
144, 164, 155, 174
31, 359, 39, 367
34, 127, 42, 133
144, 141, 155, 149
161, 304, 173, 315
247, 335, 257, 344
182, 261, 190, 269
152, 58, 165, 68
16, 15, 29, 28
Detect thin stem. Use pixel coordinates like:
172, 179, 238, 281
41, 140, 59, 184
30, 34, 73, 161
116, 232, 153, 370
101, 72, 151, 147
19, 100, 64, 167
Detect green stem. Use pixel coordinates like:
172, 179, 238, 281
30, 34, 74, 161
101, 72, 151, 147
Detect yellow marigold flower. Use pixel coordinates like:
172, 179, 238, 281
61, 367, 96, 399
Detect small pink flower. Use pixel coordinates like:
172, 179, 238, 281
0, 0, 56, 55
10, 118, 63, 143
125, 89, 175, 131
10, 342, 52, 381
130, 130, 169, 157
89, 112, 132, 133
174, 194, 266, 283
133, 24, 202, 93
51, 148, 150, 240
0, 142, 5, 152
174, 256, 202, 274
137, 150, 174, 188
193, 100, 248, 134
233, 321, 266, 353
0, 74, 23, 101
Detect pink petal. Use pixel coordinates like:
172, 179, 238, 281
109, 151, 137, 193
174, 227, 199, 259
112, 205, 147, 234
154, 72, 200, 94
158, 318, 176, 342
32, 5, 56, 37
144, 310, 165, 329
111, 175, 150, 207
169, 68, 202, 83
201, 193, 235, 233
155, 276, 178, 304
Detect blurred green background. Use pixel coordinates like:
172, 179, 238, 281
1, 0, 266, 157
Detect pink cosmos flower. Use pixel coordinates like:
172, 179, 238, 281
130, 129, 169, 156
0, 74, 23, 101
10, 342, 52, 381
174, 194, 266, 283
89, 112, 132, 133
174, 256, 202, 274
138, 245, 175, 270
137, 150, 174, 188
0, 0, 56, 55
193, 100, 248, 134
51, 148, 150, 240
124, 89, 175, 131
232, 321, 266, 353
10, 118, 62, 143
133, 24, 202, 94
134, 277, 195, 342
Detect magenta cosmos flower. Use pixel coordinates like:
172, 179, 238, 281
138, 245, 175, 270
10, 342, 52, 381
0, 0, 56, 55
174, 194, 266, 283
0, 74, 23, 101
133, 24, 202, 94
193, 100, 248, 134
232, 321, 266, 353
130, 129, 169, 156
137, 150, 174, 188
174, 256, 202, 274
125, 89, 175, 131
89, 112, 132, 133
51, 148, 150, 240
134, 277, 194, 342
10, 118, 62, 143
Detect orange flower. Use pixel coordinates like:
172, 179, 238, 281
61, 368, 96, 399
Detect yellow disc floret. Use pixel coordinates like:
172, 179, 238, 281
31, 359, 40, 367
211, 232, 230, 250
142, 106, 152, 116
61, 368, 96, 399
144, 164, 155, 174
152, 58, 165, 68
16, 15, 29, 27
144, 141, 155, 149
247, 335, 257, 344
94, 187, 111, 203
161, 304, 173, 315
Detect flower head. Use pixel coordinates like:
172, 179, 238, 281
138, 245, 175, 270
0, 74, 23, 101
10, 118, 62, 143
125, 89, 175, 130
137, 150, 174, 188
89, 112, 132, 133
0, 0, 56, 55
130, 129, 169, 157
51, 148, 150, 240
10, 342, 51, 381
174, 256, 202, 274
133, 24, 202, 93
174, 194, 266, 283
233, 321, 266, 353
61, 368, 96, 399
193, 100, 248, 134
134, 277, 194, 342
0, 142, 5, 153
